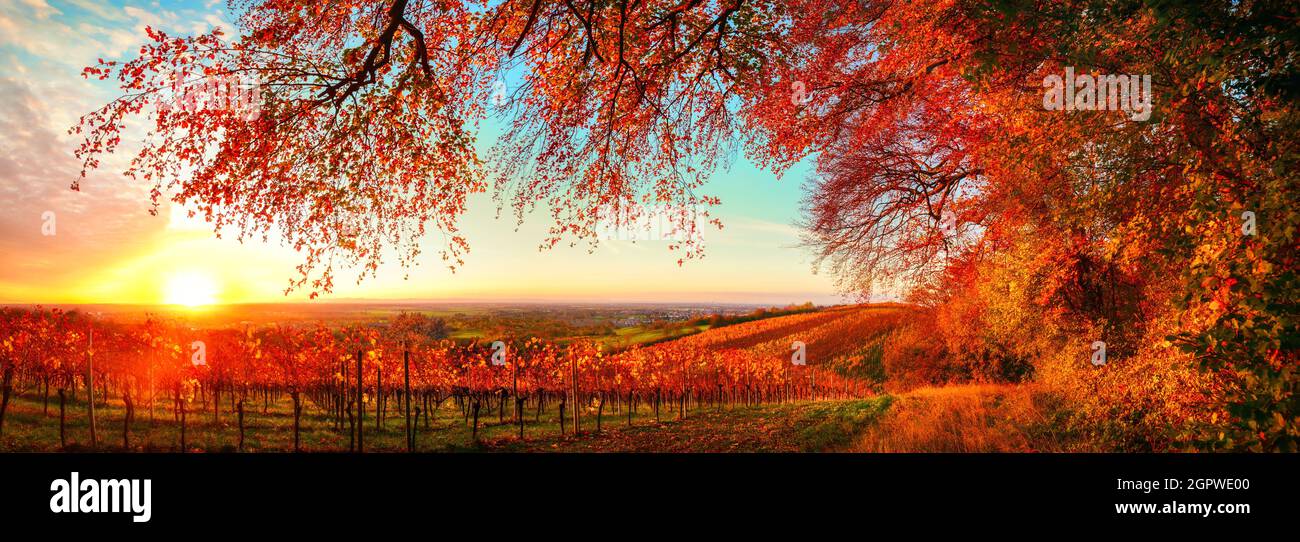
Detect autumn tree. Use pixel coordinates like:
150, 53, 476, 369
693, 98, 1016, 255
74, 0, 793, 295
790, 1, 1298, 449
0, 309, 33, 436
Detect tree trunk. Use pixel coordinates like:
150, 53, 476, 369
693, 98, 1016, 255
292, 390, 302, 452
412, 406, 420, 452
336, 360, 345, 431
596, 392, 605, 433
58, 388, 67, 449
212, 380, 220, 425
498, 389, 505, 424
356, 351, 364, 453
179, 397, 187, 453
0, 363, 12, 437
513, 363, 521, 439
87, 331, 97, 450
571, 357, 579, 435
558, 394, 566, 436
471, 397, 481, 442
424, 394, 432, 429
404, 350, 412, 452
346, 401, 355, 452
122, 389, 133, 450
516, 397, 525, 440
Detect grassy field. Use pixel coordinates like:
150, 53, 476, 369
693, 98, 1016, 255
490, 398, 893, 452
0, 390, 893, 453
0, 384, 1085, 452
850, 384, 1093, 452
589, 323, 711, 349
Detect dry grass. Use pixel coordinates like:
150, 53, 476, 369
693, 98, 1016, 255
852, 384, 1068, 452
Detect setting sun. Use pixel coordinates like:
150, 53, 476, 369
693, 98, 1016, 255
163, 272, 220, 307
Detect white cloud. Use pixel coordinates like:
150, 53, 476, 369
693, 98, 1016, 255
63, 0, 129, 22
0, 77, 164, 288
20, 0, 61, 19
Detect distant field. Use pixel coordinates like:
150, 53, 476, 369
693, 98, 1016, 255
592, 323, 712, 348
14, 301, 767, 343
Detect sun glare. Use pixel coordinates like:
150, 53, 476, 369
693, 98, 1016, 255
163, 272, 220, 307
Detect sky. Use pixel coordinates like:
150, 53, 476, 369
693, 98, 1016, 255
0, 0, 850, 306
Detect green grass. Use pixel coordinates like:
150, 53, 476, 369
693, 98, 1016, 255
0, 390, 893, 453
792, 397, 894, 451
590, 324, 710, 349
491, 396, 895, 452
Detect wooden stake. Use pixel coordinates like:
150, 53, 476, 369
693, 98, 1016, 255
87, 327, 97, 450
356, 350, 364, 453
